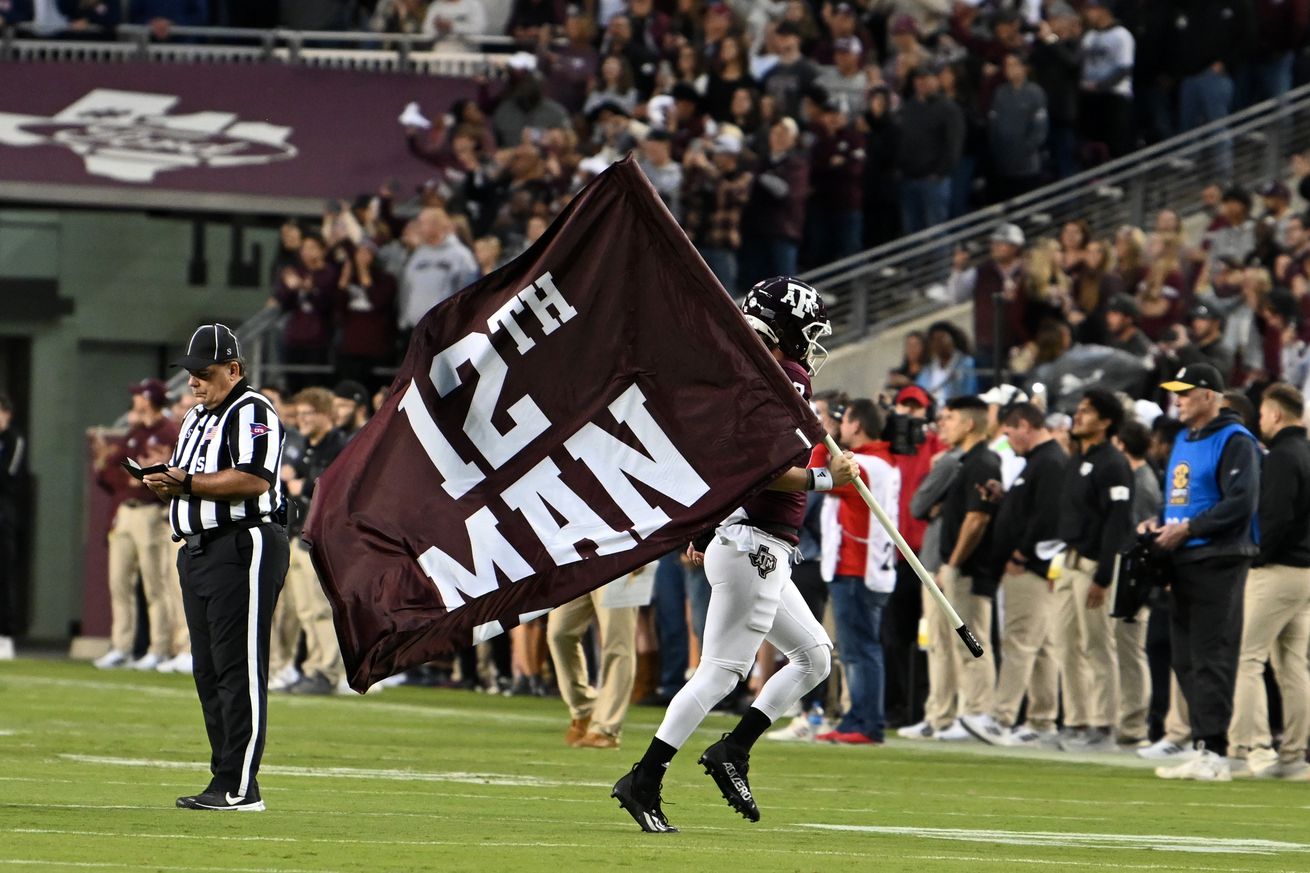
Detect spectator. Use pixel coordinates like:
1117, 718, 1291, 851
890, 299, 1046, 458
584, 55, 641, 116
1079, 1, 1135, 159
331, 380, 371, 440
1069, 238, 1123, 343
1256, 180, 1294, 255
969, 223, 1028, 379
371, 0, 426, 34
886, 330, 928, 390
601, 13, 660, 98
1204, 187, 1257, 272
740, 117, 809, 285
398, 208, 480, 336
1114, 225, 1149, 291
422, 0, 488, 48
683, 132, 752, 294
1031, 5, 1083, 179
859, 84, 902, 247
1181, 303, 1238, 385
273, 233, 337, 393
1105, 294, 1153, 357
988, 52, 1049, 203
1136, 233, 1188, 341
938, 61, 985, 221
492, 55, 571, 147
883, 13, 930, 94
637, 129, 683, 222
897, 65, 964, 234
335, 240, 397, 391
1229, 382, 1310, 779
539, 7, 598, 114
917, 321, 978, 406
816, 36, 868, 116
270, 219, 303, 284
1166, 0, 1250, 134
506, 0, 564, 46
1244, 0, 1308, 106
806, 96, 865, 266
1059, 218, 1092, 276
702, 32, 757, 121
761, 21, 819, 120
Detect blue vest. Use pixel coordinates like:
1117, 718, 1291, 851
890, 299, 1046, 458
1163, 421, 1259, 548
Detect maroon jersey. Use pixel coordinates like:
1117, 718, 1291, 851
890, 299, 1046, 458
738, 358, 812, 540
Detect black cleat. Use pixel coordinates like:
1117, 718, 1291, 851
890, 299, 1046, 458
176, 785, 265, 812
698, 734, 760, 822
612, 764, 678, 833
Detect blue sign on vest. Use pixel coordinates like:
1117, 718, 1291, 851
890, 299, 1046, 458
1163, 421, 1258, 548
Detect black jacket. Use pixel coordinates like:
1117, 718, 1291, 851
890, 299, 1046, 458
288, 428, 346, 537
1058, 439, 1135, 587
1258, 425, 1310, 567
991, 439, 1069, 578
1172, 408, 1261, 565
896, 94, 964, 180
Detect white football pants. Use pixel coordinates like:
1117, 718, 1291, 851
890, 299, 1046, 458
654, 531, 832, 750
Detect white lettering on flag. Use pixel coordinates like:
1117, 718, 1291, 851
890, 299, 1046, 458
417, 507, 533, 609
501, 458, 637, 566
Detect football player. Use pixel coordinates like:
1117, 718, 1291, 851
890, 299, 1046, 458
612, 277, 858, 833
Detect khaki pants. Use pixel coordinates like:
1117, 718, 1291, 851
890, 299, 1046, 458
1054, 558, 1117, 729
1230, 564, 1310, 762
1164, 672, 1191, 745
157, 536, 189, 656
547, 589, 637, 737
284, 541, 344, 684
106, 503, 175, 656
268, 594, 301, 677
1115, 608, 1150, 740
924, 573, 995, 728
993, 571, 1059, 730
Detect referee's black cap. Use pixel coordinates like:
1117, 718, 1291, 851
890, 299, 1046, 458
173, 323, 241, 371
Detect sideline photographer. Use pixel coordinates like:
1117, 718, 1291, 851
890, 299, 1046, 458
1146, 364, 1259, 782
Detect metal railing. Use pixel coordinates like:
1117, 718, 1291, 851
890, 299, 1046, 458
1, 22, 541, 76
803, 83, 1310, 348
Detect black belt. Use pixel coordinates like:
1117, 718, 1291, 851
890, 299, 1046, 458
178, 516, 276, 550
748, 522, 800, 542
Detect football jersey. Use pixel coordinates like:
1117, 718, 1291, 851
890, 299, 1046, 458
737, 359, 812, 540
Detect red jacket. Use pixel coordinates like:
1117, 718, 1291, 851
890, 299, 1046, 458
891, 428, 945, 555
814, 440, 901, 593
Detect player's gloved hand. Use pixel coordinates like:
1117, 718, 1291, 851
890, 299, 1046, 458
829, 450, 858, 486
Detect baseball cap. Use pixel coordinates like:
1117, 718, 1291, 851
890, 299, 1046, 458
895, 385, 933, 408
712, 132, 742, 154
1107, 294, 1140, 319
130, 378, 168, 409
991, 222, 1025, 247
833, 2, 856, 15
1161, 363, 1225, 393
776, 21, 801, 37
980, 384, 1028, 407
834, 36, 863, 56
173, 323, 241, 371
1259, 180, 1291, 200
645, 128, 672, 143
333, 380, 369, 407
1190, 302, 1223, 322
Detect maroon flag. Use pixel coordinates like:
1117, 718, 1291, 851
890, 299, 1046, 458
305, 157, 824, 691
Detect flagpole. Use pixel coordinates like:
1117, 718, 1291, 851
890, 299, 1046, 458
822, 434, 985, 659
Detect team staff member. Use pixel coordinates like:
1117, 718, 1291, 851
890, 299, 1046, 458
962, 402, 1067, 747
929, 395, 1001, 741
1148, 363, 1259, 783
1230, 383, 1310, 780
1054, 388, 1134, 753
144, 323, 288, 812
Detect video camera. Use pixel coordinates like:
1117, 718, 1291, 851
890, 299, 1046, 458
883, 411, 928, 456
1111, 532, 1173, 620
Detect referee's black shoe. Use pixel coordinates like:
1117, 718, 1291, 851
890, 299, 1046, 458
612, 765, 678, 833
698, 734, 759, 822
176, 785, 265, 812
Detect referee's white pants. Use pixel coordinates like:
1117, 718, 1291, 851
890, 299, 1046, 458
655, 534, 831, 750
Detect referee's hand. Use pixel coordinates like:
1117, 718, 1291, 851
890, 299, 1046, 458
143, 467, 188, 499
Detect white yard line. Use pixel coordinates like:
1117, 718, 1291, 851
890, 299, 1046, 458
58, 754, 612, 789
907, 854, 1272, 872
799, 824, 1310, 856
0, 862, 347, 873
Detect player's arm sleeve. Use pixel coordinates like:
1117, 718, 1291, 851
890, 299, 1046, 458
228, 401, 282, 488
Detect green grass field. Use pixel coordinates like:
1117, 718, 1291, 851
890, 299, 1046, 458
3, 659, 1310, 873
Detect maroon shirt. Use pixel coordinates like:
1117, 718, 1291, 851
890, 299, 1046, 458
275, 263, 338, 349
96, 416, 181, 519
337, 269, 398, 360
739, 358, 812, 540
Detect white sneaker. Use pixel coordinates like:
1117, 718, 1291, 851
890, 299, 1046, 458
0, 635, 14, 660
766, 715, 817, 742
1256, 759, 1310, 781
1137, 738, 1197, 761
996, 723, 1054, 748
94, 650, 130, 670
936, 719, 976, 742
130, 653, 162, 671
1060, 726, 1117, 753
1231, 747, 1279, 778
896, 719, 935, 740
959, 713, 1006, 745
1155, 749, 1231, 781
268, 665, 301, 692
157, 653, 193, 674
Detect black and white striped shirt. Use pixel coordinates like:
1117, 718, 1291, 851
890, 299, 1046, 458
168, 379, 285, 538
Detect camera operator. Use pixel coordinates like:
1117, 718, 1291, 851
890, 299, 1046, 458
1147, 363, 1260, 782
1229, 383, 1310, 779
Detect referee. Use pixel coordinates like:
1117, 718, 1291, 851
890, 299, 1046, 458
144, 323, 289, 812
